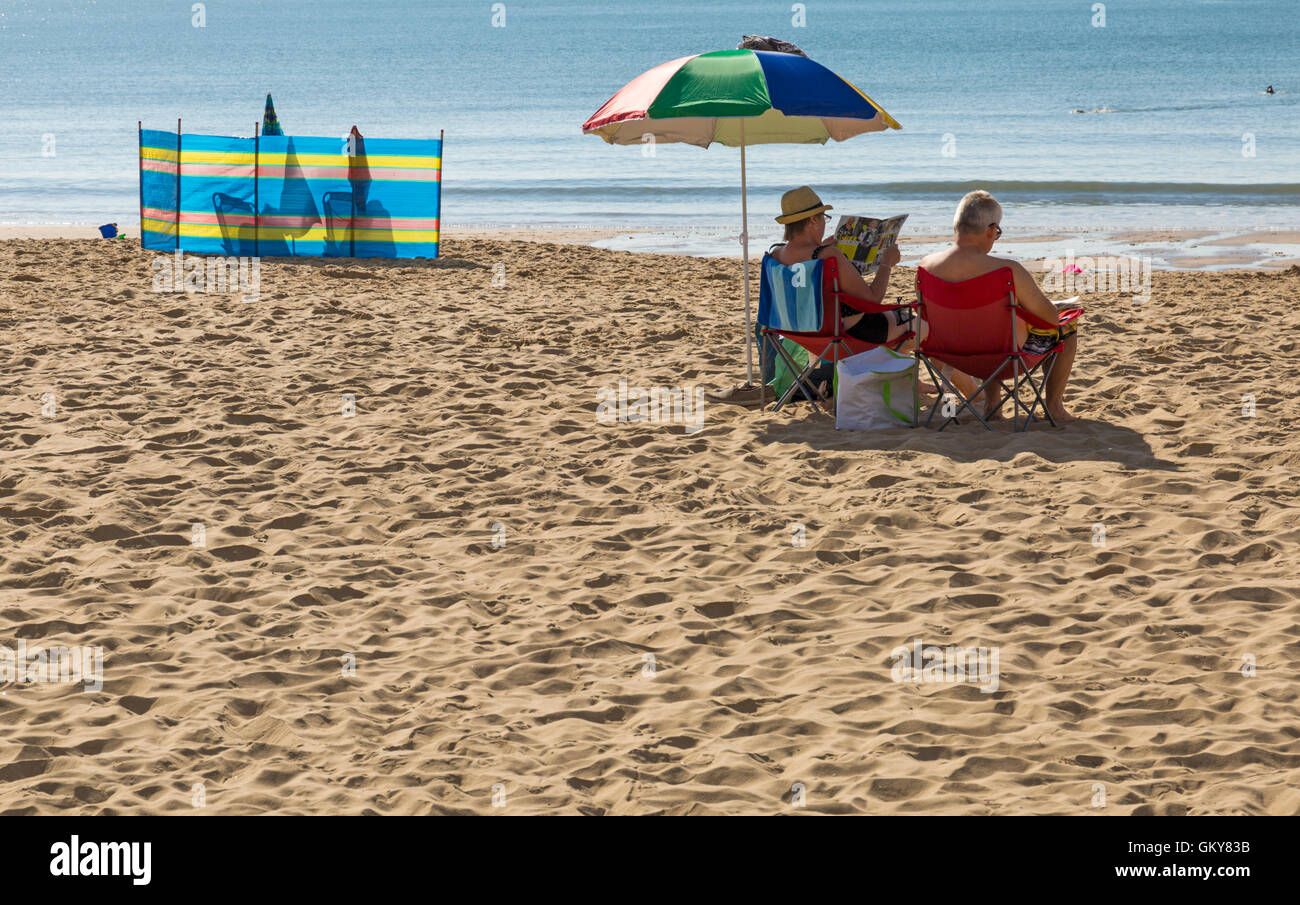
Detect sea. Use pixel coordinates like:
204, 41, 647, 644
1, 0, 1297, 265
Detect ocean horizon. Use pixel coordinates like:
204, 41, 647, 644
2, 0, 1296, 253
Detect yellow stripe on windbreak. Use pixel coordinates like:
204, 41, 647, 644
254, 152, 441, 168
141, 146, 179, 162
142, 217, 178, 235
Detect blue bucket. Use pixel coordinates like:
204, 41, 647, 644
98, 223, 118, 238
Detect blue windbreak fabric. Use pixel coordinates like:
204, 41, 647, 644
140, 128, 179, 251
139, 129, 441, 259
758, 253, 824, 332
181, 133, 258, 256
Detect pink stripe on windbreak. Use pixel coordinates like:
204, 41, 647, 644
147, 206, 440, 231
145, 161, 439, 182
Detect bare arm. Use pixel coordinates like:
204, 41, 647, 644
828, 244, 900, 304
1008, 260, 1061, 325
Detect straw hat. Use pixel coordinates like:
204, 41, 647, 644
775, 186, 832, 224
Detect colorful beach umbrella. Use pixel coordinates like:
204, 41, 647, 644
262, 92, 284, 136
583, 49, 900, 388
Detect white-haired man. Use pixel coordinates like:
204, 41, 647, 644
919, 191, 1079, 423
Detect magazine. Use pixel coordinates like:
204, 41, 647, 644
832, 214, 908, 276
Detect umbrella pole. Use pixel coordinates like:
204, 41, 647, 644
740, 120, 754, 386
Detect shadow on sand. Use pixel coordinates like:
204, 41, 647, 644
757, 405, 1176, 470
252, 254, 482, 271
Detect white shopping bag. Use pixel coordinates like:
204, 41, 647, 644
835, 346, 916, 430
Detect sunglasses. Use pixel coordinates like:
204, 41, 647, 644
991, 223, 1003, 238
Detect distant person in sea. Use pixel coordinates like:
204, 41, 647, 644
1265, 85, 1275, 94
918, 190, 1080, 423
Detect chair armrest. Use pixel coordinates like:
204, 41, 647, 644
1014, 307, 1062, 331
1017, 305, 1084, 330
834, 291, 912, 316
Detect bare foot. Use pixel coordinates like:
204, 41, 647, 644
918, 381, 938, 394
983, 387, 1004, 420
818, 381, 835, 416
1047, 405, 1075, 424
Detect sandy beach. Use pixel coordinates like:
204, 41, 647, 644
0, 234, 1296, 815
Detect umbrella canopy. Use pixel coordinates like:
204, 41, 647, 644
262, 92, 284, 136
583, 49, 899, 148
582, 48, 901, 390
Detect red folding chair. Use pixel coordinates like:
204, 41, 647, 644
914, 266, 1082, 431
759, 250, 915, 412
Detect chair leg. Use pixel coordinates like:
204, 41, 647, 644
955, 372, 1000, 431
906, 351, 1065, 433
773, 363, 817, 411
917, 357, 936, 423
938, 364, 1012, 432
1035, 353, 1059, 428
770, 339, 843, 414
773, 353, 825, 412
926, 362, 998, 431
917, 356, 949, 427
996, 352, 1059, 431
765, 334, 812, 412
1011, 357, 1024, 432
803, 343, 843, 415
912, 346, 919, 428
1017, 353, 1058, 430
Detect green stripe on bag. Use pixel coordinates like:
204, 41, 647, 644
882, 378, 913, 424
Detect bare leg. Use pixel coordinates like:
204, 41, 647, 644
886, 316, 923, 345
1045, 334, 1077, 422
984, 384, 1004, 420
842, 312, 921, 347
941, 363, 982, 404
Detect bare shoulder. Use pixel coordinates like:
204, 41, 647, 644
1002, 257, 1052, 304
823, 244, 853, 266
918, 247, 951, 270
1000, 257, 1040, 284
992, 254, 1028, 274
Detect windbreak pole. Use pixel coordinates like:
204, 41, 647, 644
254, 122, 260, 258
437, 129, 444, 254
175, 118, 182, 251
137, 121, 145, 249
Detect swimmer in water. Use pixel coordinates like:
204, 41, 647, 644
1265, 85, 1275, 94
